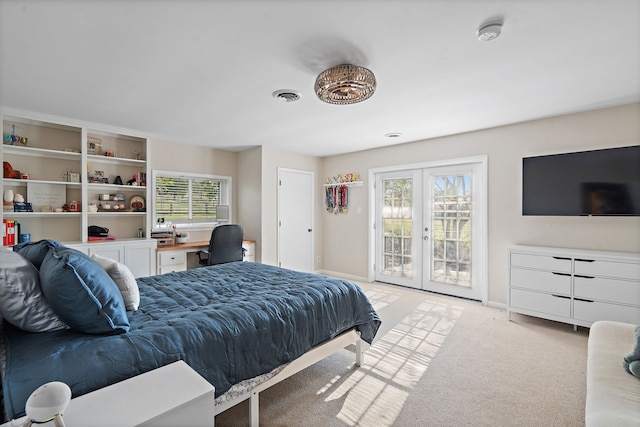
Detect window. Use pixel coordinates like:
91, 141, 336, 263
152, 170, 231, 227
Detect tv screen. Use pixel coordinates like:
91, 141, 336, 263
522, 145, 640, 216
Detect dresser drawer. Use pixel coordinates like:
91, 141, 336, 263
574, 258, 640, 280
574, 276, 640, 304
510, 268, 571, 294
573, 300, 640, 325
510, 253, 572, 273
510, 288, 571, 318
159, 251, 186, 266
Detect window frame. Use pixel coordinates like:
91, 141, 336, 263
152, 169, 232, 229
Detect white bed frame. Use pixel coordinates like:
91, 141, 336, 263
213, 329, 368, 426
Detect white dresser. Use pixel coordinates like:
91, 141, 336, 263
508, 245, 640, 328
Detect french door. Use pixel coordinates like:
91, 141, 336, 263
374, 160, 485, 301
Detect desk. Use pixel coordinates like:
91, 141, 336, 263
156, 240, 255, 274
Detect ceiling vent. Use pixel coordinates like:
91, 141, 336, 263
272, 90, 301, 102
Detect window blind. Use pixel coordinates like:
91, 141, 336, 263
155, 173, 226, 224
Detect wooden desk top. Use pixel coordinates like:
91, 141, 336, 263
157, 239, 255, 252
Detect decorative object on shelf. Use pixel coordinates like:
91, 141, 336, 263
88, 204, 98, 212
87, 135, 102, 155
14, 193, 24, 203
13, 202, 33, 212
3, 161, 20, 179
68, 201, 80, 212
27, 183, 66, 213
315, 64, 376, 105
114, 175, 123, 185
130, 195, 145, 212
3, 124, 28, 146
4, 188, 14, 203
21, 173, 29, 180
324, 173, 361, 214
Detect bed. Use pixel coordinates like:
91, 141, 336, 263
0, 243, 381, 425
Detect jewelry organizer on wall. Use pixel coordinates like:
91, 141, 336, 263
324, 173, 362, 214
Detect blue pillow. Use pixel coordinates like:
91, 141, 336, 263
14, 239, 63, 270
39, 246, 129, 334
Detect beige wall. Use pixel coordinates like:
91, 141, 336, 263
149, 140, 238, 241
237, 147, 262, 260
260, 146, 324, 267
320, 103, 640, 305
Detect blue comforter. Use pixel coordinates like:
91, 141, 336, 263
2, 262, 380, 420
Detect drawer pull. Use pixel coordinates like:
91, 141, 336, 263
574, 274, 594, 279
552, 272, 571, 277
574, 298, 594, 303
552, 256, 571, 261
551, 294, 571, 299
575, 258, 595, 263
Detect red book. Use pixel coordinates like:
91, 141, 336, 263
6, 220, 15, 246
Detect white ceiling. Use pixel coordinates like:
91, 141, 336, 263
1, 1, 638, 157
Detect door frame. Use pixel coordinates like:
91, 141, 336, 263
368, 155, 488, 304
277, 167, 314, 272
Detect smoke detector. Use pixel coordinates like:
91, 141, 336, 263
272, 90, 301, 102
477, 22, 502, 41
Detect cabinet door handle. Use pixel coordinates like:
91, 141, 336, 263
552, 272, 571, 276
575, 258, 595, 263
552, 256, 571, 261
551, 294, 571, 299
574, 274, 595, 279
574, 298, 594, 303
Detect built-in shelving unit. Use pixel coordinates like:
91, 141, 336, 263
1, 111, 151, 245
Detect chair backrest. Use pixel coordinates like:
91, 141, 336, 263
207, 224, 244, 265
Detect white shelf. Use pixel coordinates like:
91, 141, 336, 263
88, 183, 147, 192
2, 144, 81, 160
88, 211, 146, 216
87, 154, 146, 166
8, 212, 82, 218
324, 181, 363, 188
3, 178, 81, 187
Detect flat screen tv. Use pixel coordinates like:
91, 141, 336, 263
522, 145, 640, 216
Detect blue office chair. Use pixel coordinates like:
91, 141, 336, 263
198, 224, 245, 266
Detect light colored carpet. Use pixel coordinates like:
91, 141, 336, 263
215, 281, 588, 426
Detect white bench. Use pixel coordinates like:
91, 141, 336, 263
585, 321, 640, 427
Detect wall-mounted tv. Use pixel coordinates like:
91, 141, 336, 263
522, 145, 640, 216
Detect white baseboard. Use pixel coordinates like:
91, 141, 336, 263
487, 301, 507, 310
314, 269, 370, 283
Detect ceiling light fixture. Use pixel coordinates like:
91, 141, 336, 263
315, 64, 376, 105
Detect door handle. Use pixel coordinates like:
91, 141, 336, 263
424, 227, 428, 240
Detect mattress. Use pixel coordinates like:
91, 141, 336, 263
1, 262, 380, 420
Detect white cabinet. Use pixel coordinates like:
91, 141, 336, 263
67, 239, 157, 278
157, 249, 188, 274
508, 245, 640, 328
1, 111, 150, 245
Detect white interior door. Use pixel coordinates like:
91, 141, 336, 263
374, 160, 485, 301
278, 168, 314, 272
